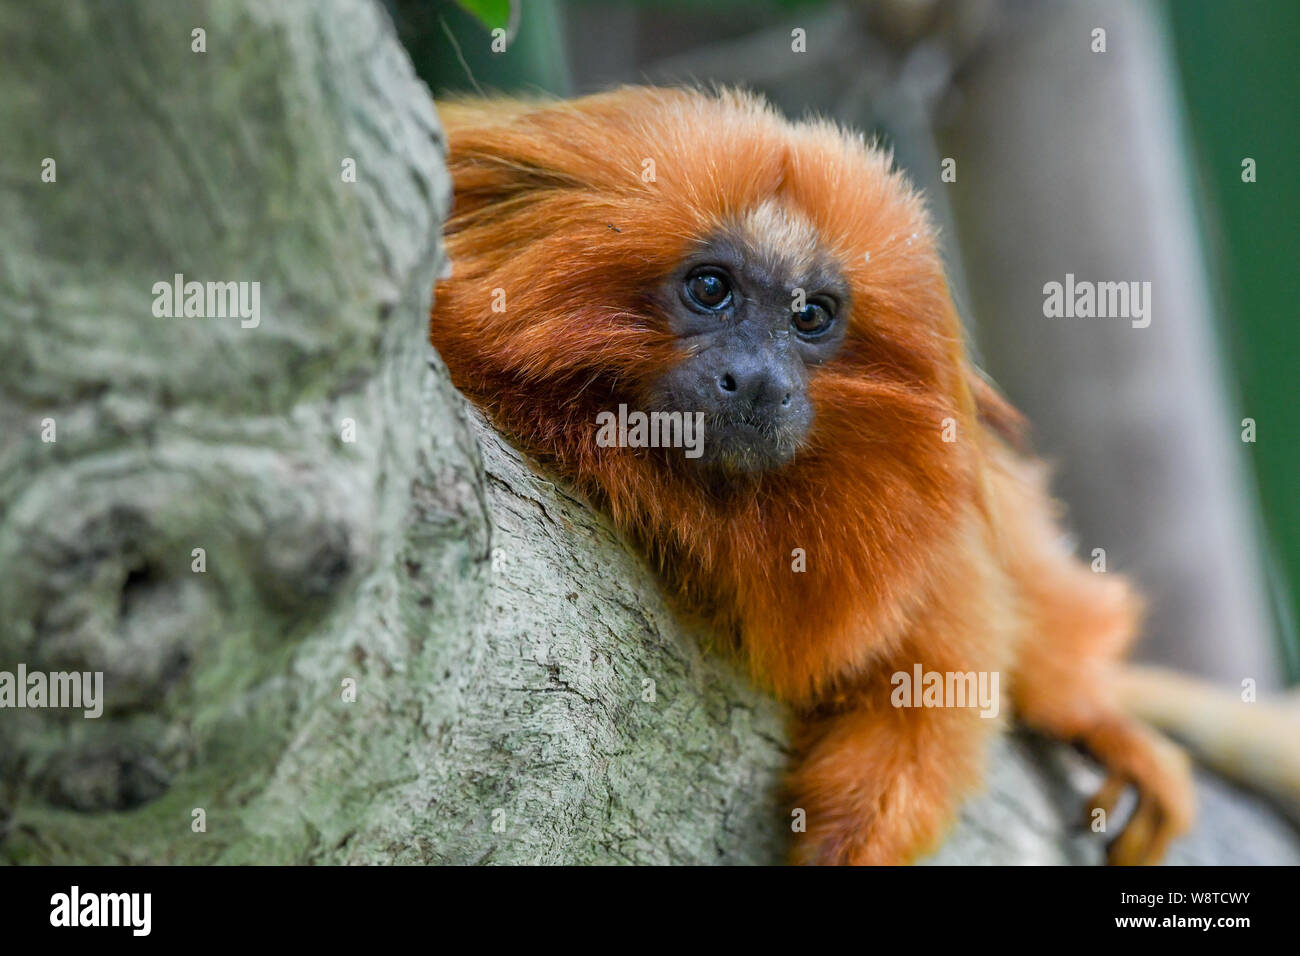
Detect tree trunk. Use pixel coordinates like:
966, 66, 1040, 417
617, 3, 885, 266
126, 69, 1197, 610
0, 0, 1294, 866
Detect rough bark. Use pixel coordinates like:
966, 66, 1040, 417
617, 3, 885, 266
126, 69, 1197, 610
0, 0, 1295, 866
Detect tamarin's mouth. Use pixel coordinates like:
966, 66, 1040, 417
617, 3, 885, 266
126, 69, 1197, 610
636, 388, 813, 474
695, 415, 806, 474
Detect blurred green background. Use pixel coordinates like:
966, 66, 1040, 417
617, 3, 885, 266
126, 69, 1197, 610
1165, 0, 1299, 678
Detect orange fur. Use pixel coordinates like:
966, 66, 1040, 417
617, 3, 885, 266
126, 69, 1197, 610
431, 87, 1194, 865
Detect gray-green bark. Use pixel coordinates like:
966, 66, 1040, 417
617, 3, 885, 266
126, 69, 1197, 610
0, 0, 1295, 866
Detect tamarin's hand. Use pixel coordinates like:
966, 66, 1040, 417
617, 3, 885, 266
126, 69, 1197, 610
1116, 666, 1300, 828
431, 87, 1196, 864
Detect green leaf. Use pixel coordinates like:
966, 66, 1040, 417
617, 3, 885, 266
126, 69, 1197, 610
454, 0, 512, 31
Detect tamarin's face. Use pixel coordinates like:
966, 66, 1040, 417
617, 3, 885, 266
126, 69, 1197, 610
646, 208, 851, 472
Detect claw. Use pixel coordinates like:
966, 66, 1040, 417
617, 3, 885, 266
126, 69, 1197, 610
1087, 772, 1126, 823
1082, 717, 1196, 865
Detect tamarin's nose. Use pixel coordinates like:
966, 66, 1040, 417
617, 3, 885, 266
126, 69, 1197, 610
716, 363, 795, 414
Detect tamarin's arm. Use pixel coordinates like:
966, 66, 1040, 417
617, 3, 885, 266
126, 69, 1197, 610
781, 510, 1018, 865
787, 663, 1000, 865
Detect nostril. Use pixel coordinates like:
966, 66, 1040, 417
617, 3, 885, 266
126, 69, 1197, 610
781, 393, 792, 407
719, 373, 737, 393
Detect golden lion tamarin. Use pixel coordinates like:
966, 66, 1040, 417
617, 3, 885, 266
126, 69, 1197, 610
430, 86, 1196, 865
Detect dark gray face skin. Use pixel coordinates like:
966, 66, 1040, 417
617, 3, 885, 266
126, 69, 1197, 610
646, 234, 851, 473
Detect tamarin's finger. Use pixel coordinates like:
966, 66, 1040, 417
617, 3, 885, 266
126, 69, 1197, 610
1086, 773, 1127, 823
1108, 796, 1159, 866
1142, 804, 1181, 866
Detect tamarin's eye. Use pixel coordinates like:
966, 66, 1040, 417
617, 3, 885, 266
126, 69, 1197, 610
792, 300, 835, 336
685, 269, 733, 310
